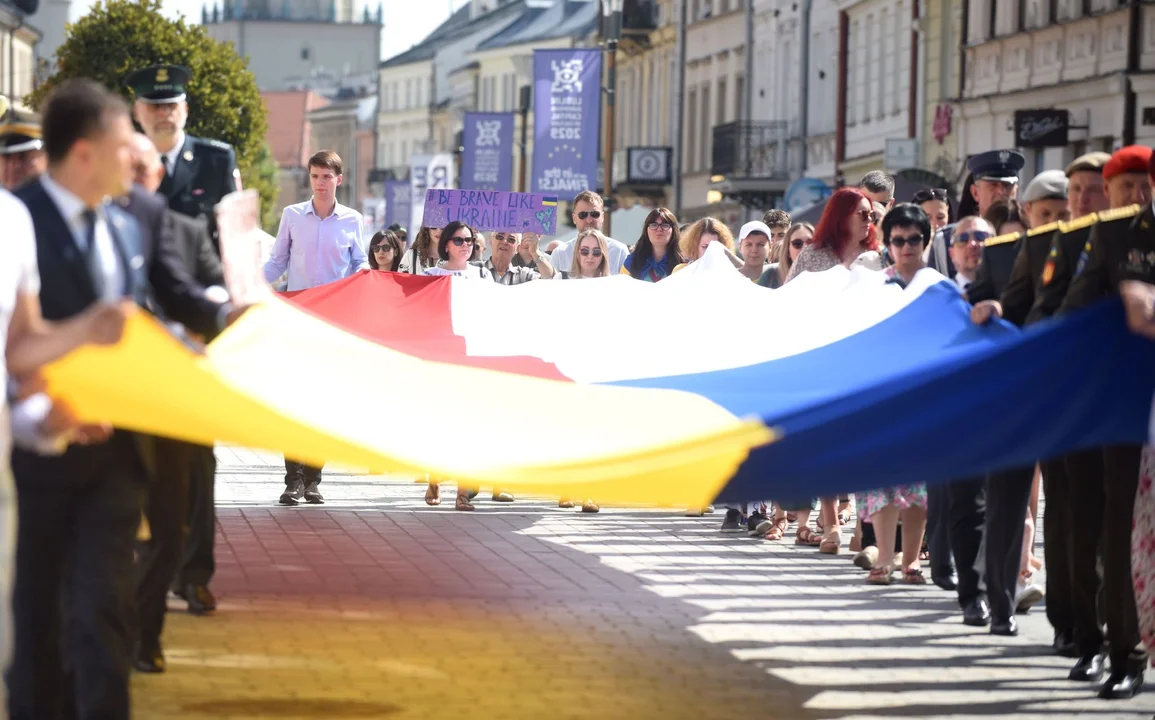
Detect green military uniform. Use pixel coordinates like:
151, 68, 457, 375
1061, 204, 1151, 310
1025, 214, 1099, 324
991, 221, 1061, 327
124, 64, 240, 254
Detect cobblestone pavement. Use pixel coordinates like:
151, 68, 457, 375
133, 447, 1155, 719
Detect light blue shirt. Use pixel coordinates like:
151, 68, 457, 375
263, 198, 369, 291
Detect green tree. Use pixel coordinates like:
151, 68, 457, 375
30, 0, 277, 221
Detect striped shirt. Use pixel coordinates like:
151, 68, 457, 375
485, 258, 539, 285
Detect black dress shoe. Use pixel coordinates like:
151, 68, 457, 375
1098, 668, 1144, 699
932, 570, 958, 591
1053, 631, 1079, 658
1068, 652, 1107, 682
134, 645, 165, 673
991, 617, 1018, 636
279, 479, 304, 506
303, 481, 324, 504
962, 598, 991, 627
184, 583, 217, 615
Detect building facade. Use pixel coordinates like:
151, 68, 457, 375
918, 0, 964, 184
262, 89, 330, 216
0, 1, 39, 104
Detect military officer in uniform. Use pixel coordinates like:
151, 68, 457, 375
0, 97, 46, 190
124, 63, 241, 617
1055, 144, 1153, 700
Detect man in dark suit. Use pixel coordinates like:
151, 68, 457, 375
126, 132, 226, 673
5, 79, 236, 720
125, 63, 240, 616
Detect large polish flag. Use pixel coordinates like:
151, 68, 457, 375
43, 243, 1155, 505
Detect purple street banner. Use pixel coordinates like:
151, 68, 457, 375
462, 111, 515, 191
532, 48, 601, 195
383, 179, 411, 234
421, 189, 559, 235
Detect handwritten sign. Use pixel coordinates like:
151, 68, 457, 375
421, 189, 559, 235
215, 189, 272, 306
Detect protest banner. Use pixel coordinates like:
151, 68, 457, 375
422, 189, 560, 235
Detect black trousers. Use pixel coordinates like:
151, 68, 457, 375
947, 477, 986, 607
984, 465, 1036, 622
285, 458, 323, 487
1066, 448, 1106, 654
1040, 456, 1075, 636
175, 444, 216, 588
926, 482, 954, 578
136, 437, 193, 652
1101, 444, 1145, 668
7, 435, 145, 720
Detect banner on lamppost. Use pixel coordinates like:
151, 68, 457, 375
409, 153, 455, 234
532, 48, 601, 195
383, 180, 410, 235
462, 111, 515, 191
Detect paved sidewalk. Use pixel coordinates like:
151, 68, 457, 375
132, 447, 1155, 719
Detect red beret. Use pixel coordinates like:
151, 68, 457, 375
1103, 145, 1153, 180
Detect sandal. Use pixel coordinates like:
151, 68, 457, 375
425, 484, 441, 506
786, 512, 798, 523
819, 530, 841, 554
795, 527, 822, 546
902, 568, 927, 585
765, 525, 784, 540
838, 511, 851, 526
455, 494, 475, 511
867, 565, 893, 585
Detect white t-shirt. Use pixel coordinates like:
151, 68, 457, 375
0, 189, 42, 460
550, 233, 630, 276
423, 264, 490, 280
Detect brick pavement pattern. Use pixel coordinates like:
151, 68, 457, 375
132, 447, 1155, 719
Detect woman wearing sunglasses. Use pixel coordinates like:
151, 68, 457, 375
760, 222, 813, 288
786, 187, 879, 283
367, 230, 403, 272
555, 228, 610, 279
423, 221, 492, 280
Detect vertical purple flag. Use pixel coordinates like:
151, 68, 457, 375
383, 180, 411, 235
462, 112, 515, 191
532, 48, 602, 195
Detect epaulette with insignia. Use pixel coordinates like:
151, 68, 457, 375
1096, 204, 1141, 223
1057, 213, 1098, 234
1026, 221, 1061, 237
198, 137, 234, 152
984, 230, 1022, 248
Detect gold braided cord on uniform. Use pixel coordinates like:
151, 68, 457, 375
1096, 203, 1142, 223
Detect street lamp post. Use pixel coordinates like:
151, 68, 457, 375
601, 0, 622, 237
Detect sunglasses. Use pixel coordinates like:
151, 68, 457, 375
888, 234, 924, 248
648, 222, 673, 231
790, 238, 807, 249
494, 233, 517, 243
913, 188, 948, 203
577, 210, 602, 220
450, 236, 475, 246
952, 231, 992, 246
372, 244, 393, 252
857, 209, 880, 223
579, 247, 603, 257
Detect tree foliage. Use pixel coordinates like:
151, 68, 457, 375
30, 0, 276, 221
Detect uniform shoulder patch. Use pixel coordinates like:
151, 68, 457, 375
1096, 203, 1141, 224
1058, 213, 1098, 234
984, 230, 1021, 247
197, 136, 235, 153
1026, 220, 1061, 238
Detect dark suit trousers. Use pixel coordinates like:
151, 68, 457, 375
137, 438, 192, 649
1102, 444, 1145, 667
948, 477, 986, 606
7, 435, 144, 720
926, 482, 954, 578
176, 444, 216, 587
1065, 448, 1106, 654
984, 465, 1035, 622
1040, 456, 1074, 635
285, 458, 323, 486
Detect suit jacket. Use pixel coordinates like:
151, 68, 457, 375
167, 210, 224, 288
994, 231, 1054, 327
119, 185, 225, 339
159, 133, 238, 254
1061, 204, 1153, 313
965, 235, 1021, 306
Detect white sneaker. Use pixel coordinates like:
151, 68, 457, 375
1015, 581, 1044, 613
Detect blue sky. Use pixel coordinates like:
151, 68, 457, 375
68, 0, 457, 62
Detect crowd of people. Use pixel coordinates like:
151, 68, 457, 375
0, 59, 1153, 719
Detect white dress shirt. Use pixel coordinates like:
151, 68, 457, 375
0, 189, 42, 459
550, 233, 630, 276
263, 198, 369, 291
40, 174, 125, 302
953, 271, 973, 292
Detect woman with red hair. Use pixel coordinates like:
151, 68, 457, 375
785, 188, 879, 282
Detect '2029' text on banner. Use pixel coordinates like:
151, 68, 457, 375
462, 112, 515, 191
422, 189, 560, 235
532, 48, 601, 195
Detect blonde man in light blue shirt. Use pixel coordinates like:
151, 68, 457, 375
262, 150, 369, 505
263, 150, 369, 293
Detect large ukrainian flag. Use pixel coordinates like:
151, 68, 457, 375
39, 243, 1155, 505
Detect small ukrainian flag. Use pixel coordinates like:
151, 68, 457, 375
541, 196, 558, 206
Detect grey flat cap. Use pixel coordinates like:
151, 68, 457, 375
1021, 170, 1069, 203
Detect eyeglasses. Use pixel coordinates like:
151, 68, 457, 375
913, 188, 949, 203
494, 233, 517, 243
577, 210, 602, 220
888, 233, 924, 248
648, 222, 673, 231
790, 238, 807, 249
952, 231, 992, 246
371, 244, 393, 253
579, 247, 603, 257
450, 236, 475, 246
856, 209, 880, 223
